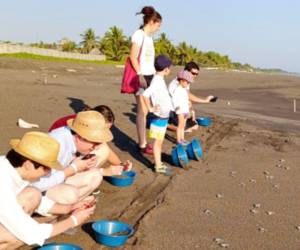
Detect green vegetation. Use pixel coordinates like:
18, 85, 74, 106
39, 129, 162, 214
0, 53, 120, 65
1, 27, 288, 73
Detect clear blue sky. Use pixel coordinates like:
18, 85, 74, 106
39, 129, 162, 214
1, 0, 300, 73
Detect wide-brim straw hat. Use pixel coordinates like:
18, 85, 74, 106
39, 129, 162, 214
10, 131, 63, 170
67, 110, 113, 143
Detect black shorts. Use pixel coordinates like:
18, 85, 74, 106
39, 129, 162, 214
168, 111, 197, 129
144, 75, 154, 87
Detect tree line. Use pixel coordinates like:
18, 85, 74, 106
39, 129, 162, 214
4, 26, 286, 73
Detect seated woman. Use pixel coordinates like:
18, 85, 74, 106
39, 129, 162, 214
48, 105, 132, 170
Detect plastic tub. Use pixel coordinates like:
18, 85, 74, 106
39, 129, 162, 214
196, 117, 212, 127
105, 171, 136, 187
171, 144, 189, 167
38, 243, 82, 250
186, 138, 203, 160
92, 220, 134, 248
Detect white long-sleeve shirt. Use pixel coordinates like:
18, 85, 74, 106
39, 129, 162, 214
143, 74, 174, 118
32, 126, 76, 191
0, 156, 53, 246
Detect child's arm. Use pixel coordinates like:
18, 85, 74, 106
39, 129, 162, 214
142, 96, 160, 113
142, 82, 160, 113
189, 92, 214, 103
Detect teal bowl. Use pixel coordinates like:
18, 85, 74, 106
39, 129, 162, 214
92, 220, 134, 248
38, 243, 82, 250
171, 144, 189, 167
196, 117, 212, 127
105, 171, 136, 187
186, 138, 203, 160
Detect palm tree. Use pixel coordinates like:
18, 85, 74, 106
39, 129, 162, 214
175, 42, 199, 65
154, 33, 176, 62
80, 28, 98, 54
100, 26, 129, 61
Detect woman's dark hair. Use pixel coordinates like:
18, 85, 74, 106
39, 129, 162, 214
184, 61, 200, 71
136, 6, 162, 28
6, 149, 40, 169
93, 105, 115, 124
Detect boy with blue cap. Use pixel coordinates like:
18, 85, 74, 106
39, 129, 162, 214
142, 55, 173, 175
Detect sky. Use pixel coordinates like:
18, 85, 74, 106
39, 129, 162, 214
0, 0, 300, 73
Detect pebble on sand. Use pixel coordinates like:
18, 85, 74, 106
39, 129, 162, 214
213, 238, 224, 244
250, 209, 259, 214
216, 193, 224, 198
203, 209, 213, 215
220, 243, 229, 248
266, 211, 275, 215
258, 227, 266, 233
253, 203, 261, 208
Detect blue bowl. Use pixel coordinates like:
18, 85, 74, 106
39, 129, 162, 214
38, 243, 82, 250
105, 171, 136, 187
92, 220, 134, 248
171, 144, 189, 167
186, 138, 203, 160
196, 117, 212, 127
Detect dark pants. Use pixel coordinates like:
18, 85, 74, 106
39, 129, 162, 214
144, 75, 154, 87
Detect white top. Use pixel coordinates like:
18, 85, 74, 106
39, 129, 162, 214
131, 29, 155, 76
33, 126, 76, 191
0, 156, 53, 246
169, 82, 190, 114
143, 74, 174, 118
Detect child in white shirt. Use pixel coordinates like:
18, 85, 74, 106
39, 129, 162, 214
143, 55, 173, 175
169, 70, 194, 145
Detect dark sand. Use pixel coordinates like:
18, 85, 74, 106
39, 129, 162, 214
0, 58, 299, 250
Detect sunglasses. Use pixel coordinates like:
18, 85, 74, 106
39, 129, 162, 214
190, 71, 199, 76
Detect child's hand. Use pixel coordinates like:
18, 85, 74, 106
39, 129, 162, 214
121, 160, 133, 171
206, 95, 215, 102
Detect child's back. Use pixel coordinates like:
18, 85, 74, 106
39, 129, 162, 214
143, 74, 173, 118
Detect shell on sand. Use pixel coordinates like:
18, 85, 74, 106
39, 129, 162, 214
17, 118, 39, 129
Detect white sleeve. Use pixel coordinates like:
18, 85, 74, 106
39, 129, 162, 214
32, 170, 65, 192
35, 196, 55, 216
0, 184, 53, 246
131, 30, 144, 46
142, 81, 156, 98
172, 88, 182, 112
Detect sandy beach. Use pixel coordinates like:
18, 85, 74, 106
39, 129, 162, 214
0, 57, 299, 250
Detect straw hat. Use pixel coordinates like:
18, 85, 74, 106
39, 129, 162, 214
10, 131, 63, 170
67, 110, 113, 143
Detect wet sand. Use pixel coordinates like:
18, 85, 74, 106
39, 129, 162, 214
0, 58, 299, 250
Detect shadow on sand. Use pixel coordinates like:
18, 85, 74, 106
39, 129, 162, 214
67, 97, 89, 113
111, 126, 154, 170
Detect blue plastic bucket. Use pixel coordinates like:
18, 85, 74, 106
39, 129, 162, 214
105, 171, 136, 187
196, 117, 212, 127
38, 243, 82, 250
171, 144, 189, 167
186, 138, 203, 160
92, 220, 134, 248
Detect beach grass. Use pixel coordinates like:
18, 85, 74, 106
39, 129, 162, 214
0, 52, 122, 65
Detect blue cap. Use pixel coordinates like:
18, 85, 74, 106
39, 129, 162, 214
154, 55, 172, 71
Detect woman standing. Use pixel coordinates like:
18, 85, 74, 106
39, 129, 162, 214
130, 6, 162, 154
